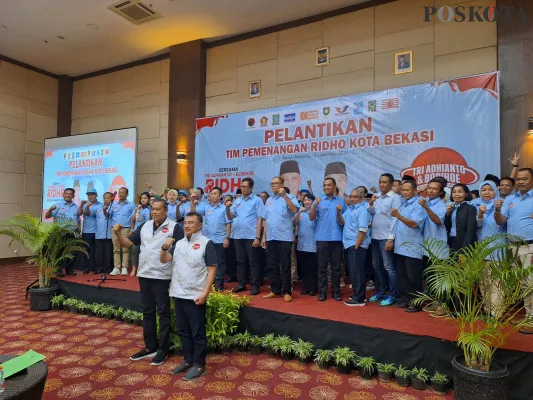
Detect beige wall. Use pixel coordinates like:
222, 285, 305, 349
71, 60, 170, 194
0, 60, 58, 257
205, 0, 497, 116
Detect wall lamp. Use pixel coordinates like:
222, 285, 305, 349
176, 152, 187, 163
529, 118, 533, 136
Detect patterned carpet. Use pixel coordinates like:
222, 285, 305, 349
0, 264, 454, 400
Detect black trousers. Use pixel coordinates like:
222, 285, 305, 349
347, 246, 368, 302
396, 254, 423, 303
317, 241, 343, 295
365, 247, 374, 281
225, 239, 237, 278
266, 240, 292, 295
94, 239, 113, 273
139, 277, 171, 353
174, 297, 207, 367
213, 243, 226, 286
297, 250, 318, 293
81, 233, 96, 272
234, 239, 260, 287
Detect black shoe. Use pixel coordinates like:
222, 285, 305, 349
56, 271, 65, 277
308, 292, 316, 296
67, 271, 77, 276
344, 299, 366, 307
83, 270, 89, 275
150, 351, 168, 366
406, 305, 421, 313
301, 290, 308, 295
183, 366, 206, 381
225, 276, 237, 283
396, 302, 409, 309
93, 271, 100, 275
318, 294, 326, 302
232, 285, 246, 293
130, 348, 157, 361
333, 295, 342, 302
171, 361, 192, 375
250, 286, 259, 295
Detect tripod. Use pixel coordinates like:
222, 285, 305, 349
87, 211, 126, 287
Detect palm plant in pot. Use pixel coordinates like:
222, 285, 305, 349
395, 365, 411, 387
431, 371, 450, 394
272, 335, 294, 360
114, 307, 125, 322
356, 356, 376, 380
63, 298, 79, 314
314, 349, 333, 370
51, 294, 65, 310
261, 333, 277, 356
292, 338, 314, 363
233, 331, 252, 352
249, 335, 263, 355
410, 367, 429, 390
0, 214, 87, 311
414, 236, 533, 400
376, 363, 396, 382
332, 346, 356, 374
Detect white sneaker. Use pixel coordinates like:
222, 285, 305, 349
109, 268, 121, 276
121, 268, 128, 275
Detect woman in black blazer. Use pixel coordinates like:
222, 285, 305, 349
445, 184, 477, 252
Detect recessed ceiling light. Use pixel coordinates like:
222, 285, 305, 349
86, 24, 98, 30
57, 35, 65, 40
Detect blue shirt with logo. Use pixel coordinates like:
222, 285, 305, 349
51, 201, 79, 230
167, 202, 178, 221
201, 202, 232, 244
262, 193, 299, 242
342, 202, 371, 250
297, 211, 316, 253
82, 201, 102, 234
109, 201, 136, 228
230, 195, 263, 240
314, 195, 346, 242
94, 203, 112, 239
392, 196, 426, 259
133, 206, 151, 230
502, 189, 533, 241
422, 197, 449, 259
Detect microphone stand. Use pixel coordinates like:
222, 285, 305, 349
88, 202, 126, 287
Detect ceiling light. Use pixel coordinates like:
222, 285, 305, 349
57, 35, 65, 40
86, 24, 98, 30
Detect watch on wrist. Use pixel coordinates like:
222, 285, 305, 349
512, 164, 519, 167
255, 237, 261, 240
161, 245, 170, 251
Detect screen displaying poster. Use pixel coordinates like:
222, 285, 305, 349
42, 128, 137, 220
195, 72, 499, 197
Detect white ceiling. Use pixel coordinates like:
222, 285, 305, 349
0, 0, 370, 77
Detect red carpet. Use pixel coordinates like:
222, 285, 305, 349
56, 268, 533, 353
0, 264, 455, 400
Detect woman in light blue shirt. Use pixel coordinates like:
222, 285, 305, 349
130, 192, 151, 276
166, 189, 179, 221
293, 194, 318, 296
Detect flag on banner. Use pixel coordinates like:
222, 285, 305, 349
381, 98, 400, 110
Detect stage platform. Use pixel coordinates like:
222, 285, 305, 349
54, 273, 533, 400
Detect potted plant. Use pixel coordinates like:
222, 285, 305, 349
414, 235, 533, 400
100, 305, 115, 319
431, 371, 450, 394
332, 346, 356, 374
376, 363, 396, 382
314, 349, 333, 370
51, 294, 65, 310
261, 333, 277, 356
0, 214, 87, 311
132, 311, 143, 326
395, 365, 411, 387
122, 309, 136, 324
114, 307, 124, 321
78, 301, 91, 315
233, 331, 252, 352
273, 335, 294, 360
410, 367, 429, 390
63, 298, 76, 313
292, 338, 314, 363
356, 356, 376, 380
249, 335, 263, 355
170, 333, 182, 355
221, 335, 234, 354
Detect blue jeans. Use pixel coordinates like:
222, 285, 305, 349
371, 239, 398, 299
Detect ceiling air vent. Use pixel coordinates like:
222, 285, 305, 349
108, 0, 162, 25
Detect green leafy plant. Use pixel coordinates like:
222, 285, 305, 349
314, 349, 333, 365
170, 333, 182, 351
205, 289, 249, 348
63, 298, 76, 307
395, 365, 411, 378
431, 371, 449, 384
98, 305, 115, 318
250, 335, 262, 347
261, 333, 276, 351
114, 307, 125, 318
332, 346, 356, 367
376, 363, 396, 373
356, 356, 376, 374
122, 309, 137, 322
76, 300, 89, 312
51, 294, 65, 308
233, 331, 252, 348
411, 367, 429, 382
292, 339, 314, 360
0, 214, 88, 288
272, 335, 294, 356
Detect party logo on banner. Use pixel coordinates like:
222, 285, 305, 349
401, 147, 480, 186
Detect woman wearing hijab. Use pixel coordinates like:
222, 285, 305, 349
475, 180, 506, 316
166, 189, 179, 222
130, 191, 152, 276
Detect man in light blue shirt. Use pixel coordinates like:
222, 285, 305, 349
495, 168, 533, 334
94, 192, 114, 274
310, 177, 346, 302
78, 189, 102, 274
261, 177, 299, 302
108, 187, 136, 275
389, 180, 427, 313
420, 178, 449, 261
193, 186, 232, 291
225, 177, 264, 295
44, 187, 80, 276
368, 173, 401, 306
340, 189, 371, 306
